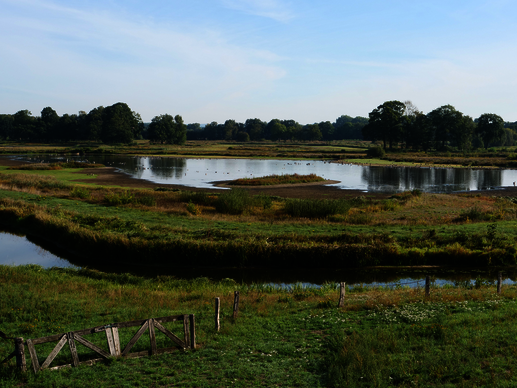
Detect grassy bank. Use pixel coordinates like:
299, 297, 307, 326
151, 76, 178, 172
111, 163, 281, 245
1, 265, 517, 387
1, 168, 517, 268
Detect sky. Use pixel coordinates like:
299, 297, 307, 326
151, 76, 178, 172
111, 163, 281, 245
1, 0, 516, 124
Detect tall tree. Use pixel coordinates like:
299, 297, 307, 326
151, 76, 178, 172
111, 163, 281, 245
40, 107, 59, 140
100, 102, 139, 144
427, 105, 470, 150
13, 110, 37, 141
148, 114, 186, 145
362, 101, 405, 149
476, 113, 505, 149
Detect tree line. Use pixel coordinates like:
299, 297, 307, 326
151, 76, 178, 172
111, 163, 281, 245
1, 100, 516, 150
363, 100, 517, 150
0, 102, 187, 145
186, 116, 367, 142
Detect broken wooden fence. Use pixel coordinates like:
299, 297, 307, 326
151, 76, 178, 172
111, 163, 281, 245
9, 314, 195, 374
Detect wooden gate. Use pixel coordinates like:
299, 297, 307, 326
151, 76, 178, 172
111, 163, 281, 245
21, 314, 195, 373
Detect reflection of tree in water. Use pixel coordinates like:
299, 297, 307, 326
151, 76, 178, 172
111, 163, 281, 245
148, 157, 187, 179
362, 166, 503, 193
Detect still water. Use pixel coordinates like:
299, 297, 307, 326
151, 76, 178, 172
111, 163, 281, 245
1, 232, 515, 288
17, 155, 517, 193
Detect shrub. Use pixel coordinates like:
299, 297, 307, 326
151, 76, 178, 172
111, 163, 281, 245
283, 198, 351, 218
366, 145, 385, 158
69, 187, 91, 199
214, 189, 253, 215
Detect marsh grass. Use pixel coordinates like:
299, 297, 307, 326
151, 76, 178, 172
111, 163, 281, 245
230, 173, 325, 186
283, 198, 351, 218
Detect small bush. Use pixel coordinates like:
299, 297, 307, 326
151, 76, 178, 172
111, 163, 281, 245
283, 198, 351, 218
69, 187, 91, 199
104, 191, 156, 207
179, 191, 213, 206
366, 146, 385, 158
186, 200, 201, 215
215, 189, 253, 215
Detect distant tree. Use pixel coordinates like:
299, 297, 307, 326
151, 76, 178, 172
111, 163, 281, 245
333, 115, 368, 140
0, 114, 14, 140
245, 118, 266, 141
476, 113, 505, 149
235, 131, 250, 142
318, 121, 334, 141
56, 114, 79, 141
13, 110, 37, 141
100, 103, 139, 144
148, 114, 186, 145
427, 105, 470, 150
186, 123, 201, 131
40, 107, 59, 140
224, 119, 238, 140
85, 106, 104, 141
204, 121, 225, 140
362, 101, 405, 149
267, 119, 288, 141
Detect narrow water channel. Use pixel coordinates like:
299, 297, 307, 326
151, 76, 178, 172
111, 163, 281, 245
1, 231, 515, 288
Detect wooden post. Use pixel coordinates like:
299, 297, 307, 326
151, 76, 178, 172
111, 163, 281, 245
189, 314, 196, 350
425, 275, 430, 297
233, 291, 240, 320
338, 282, 346, 307
497, 271, 502, 294
215, 297, 220, 332
14, 337, 26, 372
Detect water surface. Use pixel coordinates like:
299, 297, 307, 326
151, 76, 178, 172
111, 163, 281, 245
18, 155, 517, 193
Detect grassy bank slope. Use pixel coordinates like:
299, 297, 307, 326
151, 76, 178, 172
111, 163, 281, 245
1, 168, 517, 268
1, 266, 517, 387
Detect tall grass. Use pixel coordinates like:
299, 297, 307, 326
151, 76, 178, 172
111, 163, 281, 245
283, 198, 351, 218
214, 189, 254, 215
230, 173, 324, 186
0, 173, 70, 190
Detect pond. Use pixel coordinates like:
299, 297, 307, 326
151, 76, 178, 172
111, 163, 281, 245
16, 155, 517, 193
1, 231, 515, 288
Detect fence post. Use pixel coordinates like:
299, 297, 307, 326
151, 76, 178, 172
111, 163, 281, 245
233, 291, 240, 320
14, 337, 26, 373
425, 276, 430, 297
215, 297, 220, 332
338, 282, 346, 308
189, 314, 196, 350
497, 271, 502, 294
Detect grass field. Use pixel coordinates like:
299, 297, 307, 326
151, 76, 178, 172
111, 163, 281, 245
1, 265, 517, 387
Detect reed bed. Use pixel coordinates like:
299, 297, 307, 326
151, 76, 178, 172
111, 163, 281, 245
229, 173, 325, 186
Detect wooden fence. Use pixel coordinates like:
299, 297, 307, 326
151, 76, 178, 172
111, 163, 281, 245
4, 314, 195, 373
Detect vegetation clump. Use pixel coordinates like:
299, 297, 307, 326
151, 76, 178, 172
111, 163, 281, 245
230, 173, 325, 186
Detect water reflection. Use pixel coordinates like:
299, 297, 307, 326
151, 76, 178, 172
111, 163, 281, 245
13, 155, 517, 193
363, 166, 505, 193
0, 231, 76, 268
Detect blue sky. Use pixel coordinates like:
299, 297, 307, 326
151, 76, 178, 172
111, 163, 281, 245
1, 0, 516, 123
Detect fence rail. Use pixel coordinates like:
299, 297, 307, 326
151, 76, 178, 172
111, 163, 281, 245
6, 314, 195, 374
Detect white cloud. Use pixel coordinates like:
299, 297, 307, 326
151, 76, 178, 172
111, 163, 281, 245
0, 0, 287, 120
221, 0, 294, 22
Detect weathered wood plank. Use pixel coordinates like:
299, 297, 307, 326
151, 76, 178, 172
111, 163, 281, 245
215, 297, 220, 332
112, 319, 147, 329
40, 334, 67, 370
112, 327, 121, 357
149, 319, 157, 356
48, 357, 104, 371
67, 332, 80, 367
105, 328, 116, 356
73, 334, 111, 360
14, 337, 26, 372
0, 351, 16, 366
121, 320, 149, 356
153, 320, 185, 349
233, 291, 240, 319
32, 333, 65, 345
183, 315, 190, 349
338, 282, 346, 308
26, 339, 40, 374
126, 346, 180, 360
189, 314, 196, 350
153, 315, 184, 324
